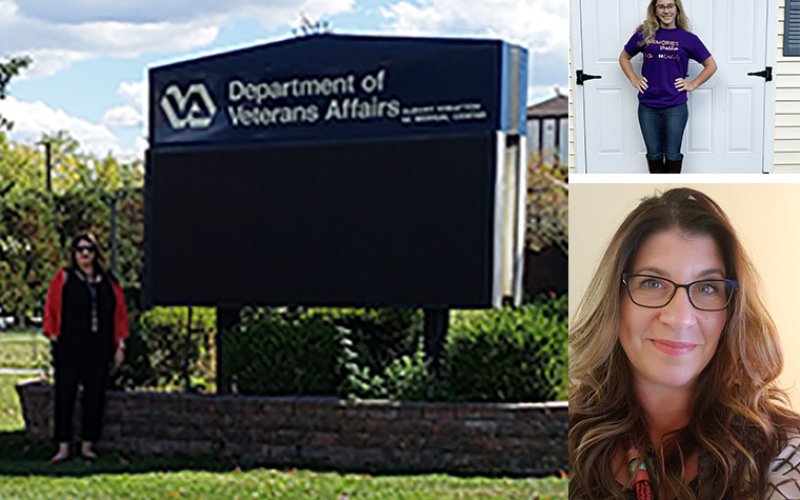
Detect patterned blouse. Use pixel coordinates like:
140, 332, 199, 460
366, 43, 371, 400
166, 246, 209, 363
766, 434, 800, 499
621, 434, 800, 499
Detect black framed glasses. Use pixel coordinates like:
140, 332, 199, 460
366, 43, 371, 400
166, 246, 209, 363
622, 273, 737, 311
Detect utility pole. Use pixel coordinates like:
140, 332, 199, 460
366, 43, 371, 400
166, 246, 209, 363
43, 141, 52, 192
109, 193, 118, 273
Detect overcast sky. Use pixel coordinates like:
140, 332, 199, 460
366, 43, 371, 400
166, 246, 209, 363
0, 0, 568, 160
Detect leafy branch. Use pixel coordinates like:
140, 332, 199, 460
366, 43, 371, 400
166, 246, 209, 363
0, 55, 32, 131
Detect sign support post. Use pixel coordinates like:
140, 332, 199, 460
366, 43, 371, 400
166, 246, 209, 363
215, 306, 240, 394
423, 308, 449, 374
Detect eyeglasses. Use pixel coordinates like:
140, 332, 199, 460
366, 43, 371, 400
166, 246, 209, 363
622, 273, 737, 311
75, 245, 95, 255
656, 4, 677, 11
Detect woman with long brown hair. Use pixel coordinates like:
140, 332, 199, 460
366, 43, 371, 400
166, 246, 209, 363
570, 188, 800, 498
619, 0, 717, 174
43, 232, 129, 462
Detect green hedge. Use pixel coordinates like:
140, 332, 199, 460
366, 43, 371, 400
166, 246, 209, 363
223, 309, 343, 396
114, 307, 215, 390
445, 299, 568, 402
305, 307, 422, 375
115, 296, 568, 402
220, 295, 567, 402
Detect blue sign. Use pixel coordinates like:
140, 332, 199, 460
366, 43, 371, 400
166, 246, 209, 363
149, 34, 527, 146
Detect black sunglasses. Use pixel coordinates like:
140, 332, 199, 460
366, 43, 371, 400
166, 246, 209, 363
74, 245, 96, 254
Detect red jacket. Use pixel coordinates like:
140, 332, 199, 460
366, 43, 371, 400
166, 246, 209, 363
43, 269, 130, 349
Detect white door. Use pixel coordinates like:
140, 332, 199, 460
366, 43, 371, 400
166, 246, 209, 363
573, 0, 775, 173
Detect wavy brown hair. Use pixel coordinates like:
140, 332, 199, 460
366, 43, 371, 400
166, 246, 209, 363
637, 0, 691, 47
569, 188, 799, 499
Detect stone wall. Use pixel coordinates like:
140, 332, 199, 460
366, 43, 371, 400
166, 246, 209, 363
16, 380, 567, 476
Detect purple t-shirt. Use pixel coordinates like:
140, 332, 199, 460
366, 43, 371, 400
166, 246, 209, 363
623, 27, 711, 109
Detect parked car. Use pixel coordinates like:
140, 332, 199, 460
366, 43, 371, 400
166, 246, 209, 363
0, 306, 14, 331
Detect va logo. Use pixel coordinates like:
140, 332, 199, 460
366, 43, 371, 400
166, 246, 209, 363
160, 83, 217, 130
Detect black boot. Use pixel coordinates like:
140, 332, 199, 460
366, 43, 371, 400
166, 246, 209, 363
647, 157, 664, 174
664, 157, 683, 174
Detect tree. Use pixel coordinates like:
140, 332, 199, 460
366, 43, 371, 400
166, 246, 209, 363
0, 130, 143, 195
0, 55, 32, 131
0, 190, 61, 325
0, 130, 145, 324
527, 154, 567, 254
0, 133, 41, 194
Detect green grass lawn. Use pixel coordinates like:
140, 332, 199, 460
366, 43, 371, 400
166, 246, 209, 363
0, 374, 567, 498
0, 330, 50, 370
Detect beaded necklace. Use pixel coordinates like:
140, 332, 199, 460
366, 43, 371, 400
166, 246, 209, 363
627, 445, 655, 500
75, 267, 101, 334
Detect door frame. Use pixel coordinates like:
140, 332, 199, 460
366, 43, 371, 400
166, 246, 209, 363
571, 0, 778, 173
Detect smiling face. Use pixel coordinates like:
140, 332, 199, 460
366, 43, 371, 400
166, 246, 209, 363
619, 229, 727, 395
654, 0, 678, 29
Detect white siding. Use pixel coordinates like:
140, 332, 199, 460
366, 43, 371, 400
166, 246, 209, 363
569, 15, 577, 174
776, 0, 800, 172
527, 120, 539, 150
527, 117, 569, 163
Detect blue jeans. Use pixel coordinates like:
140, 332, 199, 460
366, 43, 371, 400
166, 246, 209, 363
638, 103, 688, 161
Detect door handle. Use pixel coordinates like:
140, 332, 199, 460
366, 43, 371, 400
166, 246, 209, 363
576, 70, 602, 85
747, 67, 772, 82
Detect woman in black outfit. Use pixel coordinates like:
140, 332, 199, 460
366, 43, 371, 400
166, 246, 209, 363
43, 232, 129, 462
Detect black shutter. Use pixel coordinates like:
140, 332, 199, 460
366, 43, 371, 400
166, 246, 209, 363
785, 0, 800, 56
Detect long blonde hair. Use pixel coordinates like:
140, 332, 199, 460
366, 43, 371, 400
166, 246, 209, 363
569, 188, 799, 499
638, 0, 691, 46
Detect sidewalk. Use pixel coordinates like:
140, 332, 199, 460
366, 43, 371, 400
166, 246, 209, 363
0, 368, 46, 375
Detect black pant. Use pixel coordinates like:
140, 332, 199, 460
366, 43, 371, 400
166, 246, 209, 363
53, 338, 111, 443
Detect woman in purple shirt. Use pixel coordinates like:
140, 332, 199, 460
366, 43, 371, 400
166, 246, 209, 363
619, 0, 717, 174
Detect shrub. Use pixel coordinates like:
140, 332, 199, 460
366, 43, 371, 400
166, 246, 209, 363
337, 335, 448, 401
117, 307, 214, 388
304, 307, 422, 375
337, 332, 387, 399
338, 295, 567, 403
526, 292, 568, 322
383, 350, 448, 401
444, 301, 567, 402
224, 308, 343, 396
113, 318, 155, 389
130, 294, 569, 404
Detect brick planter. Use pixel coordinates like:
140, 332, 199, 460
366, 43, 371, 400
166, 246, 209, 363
16, 380, 567, 476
